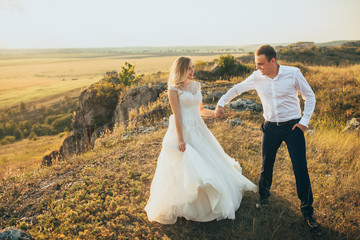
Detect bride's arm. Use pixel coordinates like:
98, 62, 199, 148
200, 102, 216, 117
168, 90, 186, 152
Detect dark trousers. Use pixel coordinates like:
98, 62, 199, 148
259, 119, 314, 217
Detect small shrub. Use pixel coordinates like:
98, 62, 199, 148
218, 53, 252, 78
90, 62, 141, 109
52, 114, 72, 133
0, 123, 4, 139
29, 131, 38, 141
218, 53, 238, 77
31, 123, 56, 136
1, 136, 16, 145
13, 128, 24, 140
5, 120, 18, 136
45, 114, 64, 125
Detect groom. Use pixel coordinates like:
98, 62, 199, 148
215, 45, 318, 229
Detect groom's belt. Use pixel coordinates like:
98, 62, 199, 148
265, 118, 300, 126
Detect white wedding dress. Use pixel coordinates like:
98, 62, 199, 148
145, 80, 257, 224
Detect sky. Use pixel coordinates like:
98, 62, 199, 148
0, 0, 359, 49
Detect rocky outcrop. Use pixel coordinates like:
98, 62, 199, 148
341, 41, 360, 48
343, 118, 360, 132
0, 227, 34, 240
42, 83, 167, 166
229, 99, 263, 112
113, 83, 167, 125
210, 63, 220, 74
285, 42, 316, 50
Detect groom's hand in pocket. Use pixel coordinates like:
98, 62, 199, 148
292, 123, 306, 133
215, 106, 225, 118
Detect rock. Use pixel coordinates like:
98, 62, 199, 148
19, 217, 35, 223
59, 134, 84, 158
213, 92, 225, 101
0, 227, 34, 240
72, 84, 115, 130
41, 150, 61, 166
202, 91, 225, 103
210, 63, 220, 74
157, 117, 169, 128
341, 41, 360, 48
229, 99, 262, 112
343, 118, 360, 132
306, 129, 316, 136
113, 83, 167, 125
286, 42, 315, 50
121, 126, 158, 140
50, 81, 119, 164
203, 105, 215, 110
42, 83, 167, 166
226, 118, 244, 126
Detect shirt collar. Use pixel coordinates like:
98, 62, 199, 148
277, 64, 283, 76
271, 64, 282, 80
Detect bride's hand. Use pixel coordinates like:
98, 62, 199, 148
178, 140, 186, 152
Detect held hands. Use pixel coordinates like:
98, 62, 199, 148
178, 140, 186, 152
292, 123, 307, 133
215, 106, 225, 118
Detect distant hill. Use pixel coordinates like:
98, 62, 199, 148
315, 40, 354, 47
238, 41, 360, 65
1, 41, 357, 56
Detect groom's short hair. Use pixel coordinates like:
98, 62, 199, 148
256, 45, 276, 62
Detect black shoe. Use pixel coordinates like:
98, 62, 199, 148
305, 216, 319, 229
256, 197, 268, 208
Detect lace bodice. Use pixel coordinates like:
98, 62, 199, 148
168, 81, 203, 125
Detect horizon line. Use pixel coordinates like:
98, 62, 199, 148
1, 40, 359, 51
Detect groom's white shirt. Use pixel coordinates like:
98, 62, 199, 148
218, 65, 316, 127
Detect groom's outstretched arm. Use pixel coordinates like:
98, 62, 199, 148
216, 74, 256, 111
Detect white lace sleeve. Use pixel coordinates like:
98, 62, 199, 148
168, 85, 183, 94
168, 85, 176, 91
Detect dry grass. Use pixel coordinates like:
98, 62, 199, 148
1, 118, 359, 239
1, 57, 359, 239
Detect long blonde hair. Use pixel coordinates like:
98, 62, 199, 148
168, 56, 192, 90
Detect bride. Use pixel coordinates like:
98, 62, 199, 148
144, 56, 257, 224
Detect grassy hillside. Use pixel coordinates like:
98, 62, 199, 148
0, 117, 359, 239
1, 52, 359, 239
0, 132, 68, 180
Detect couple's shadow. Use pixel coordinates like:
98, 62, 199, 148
157, 192, 343, 240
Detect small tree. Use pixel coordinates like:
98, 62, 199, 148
5, 120, 18, 136
20, 120, 32, 131
116, 62, 140, 86
13, 128, 24, 140
91, 62, 141, 108
1, 136, 16, 145
19, 102, 27, 112
0, 123, 4, 139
